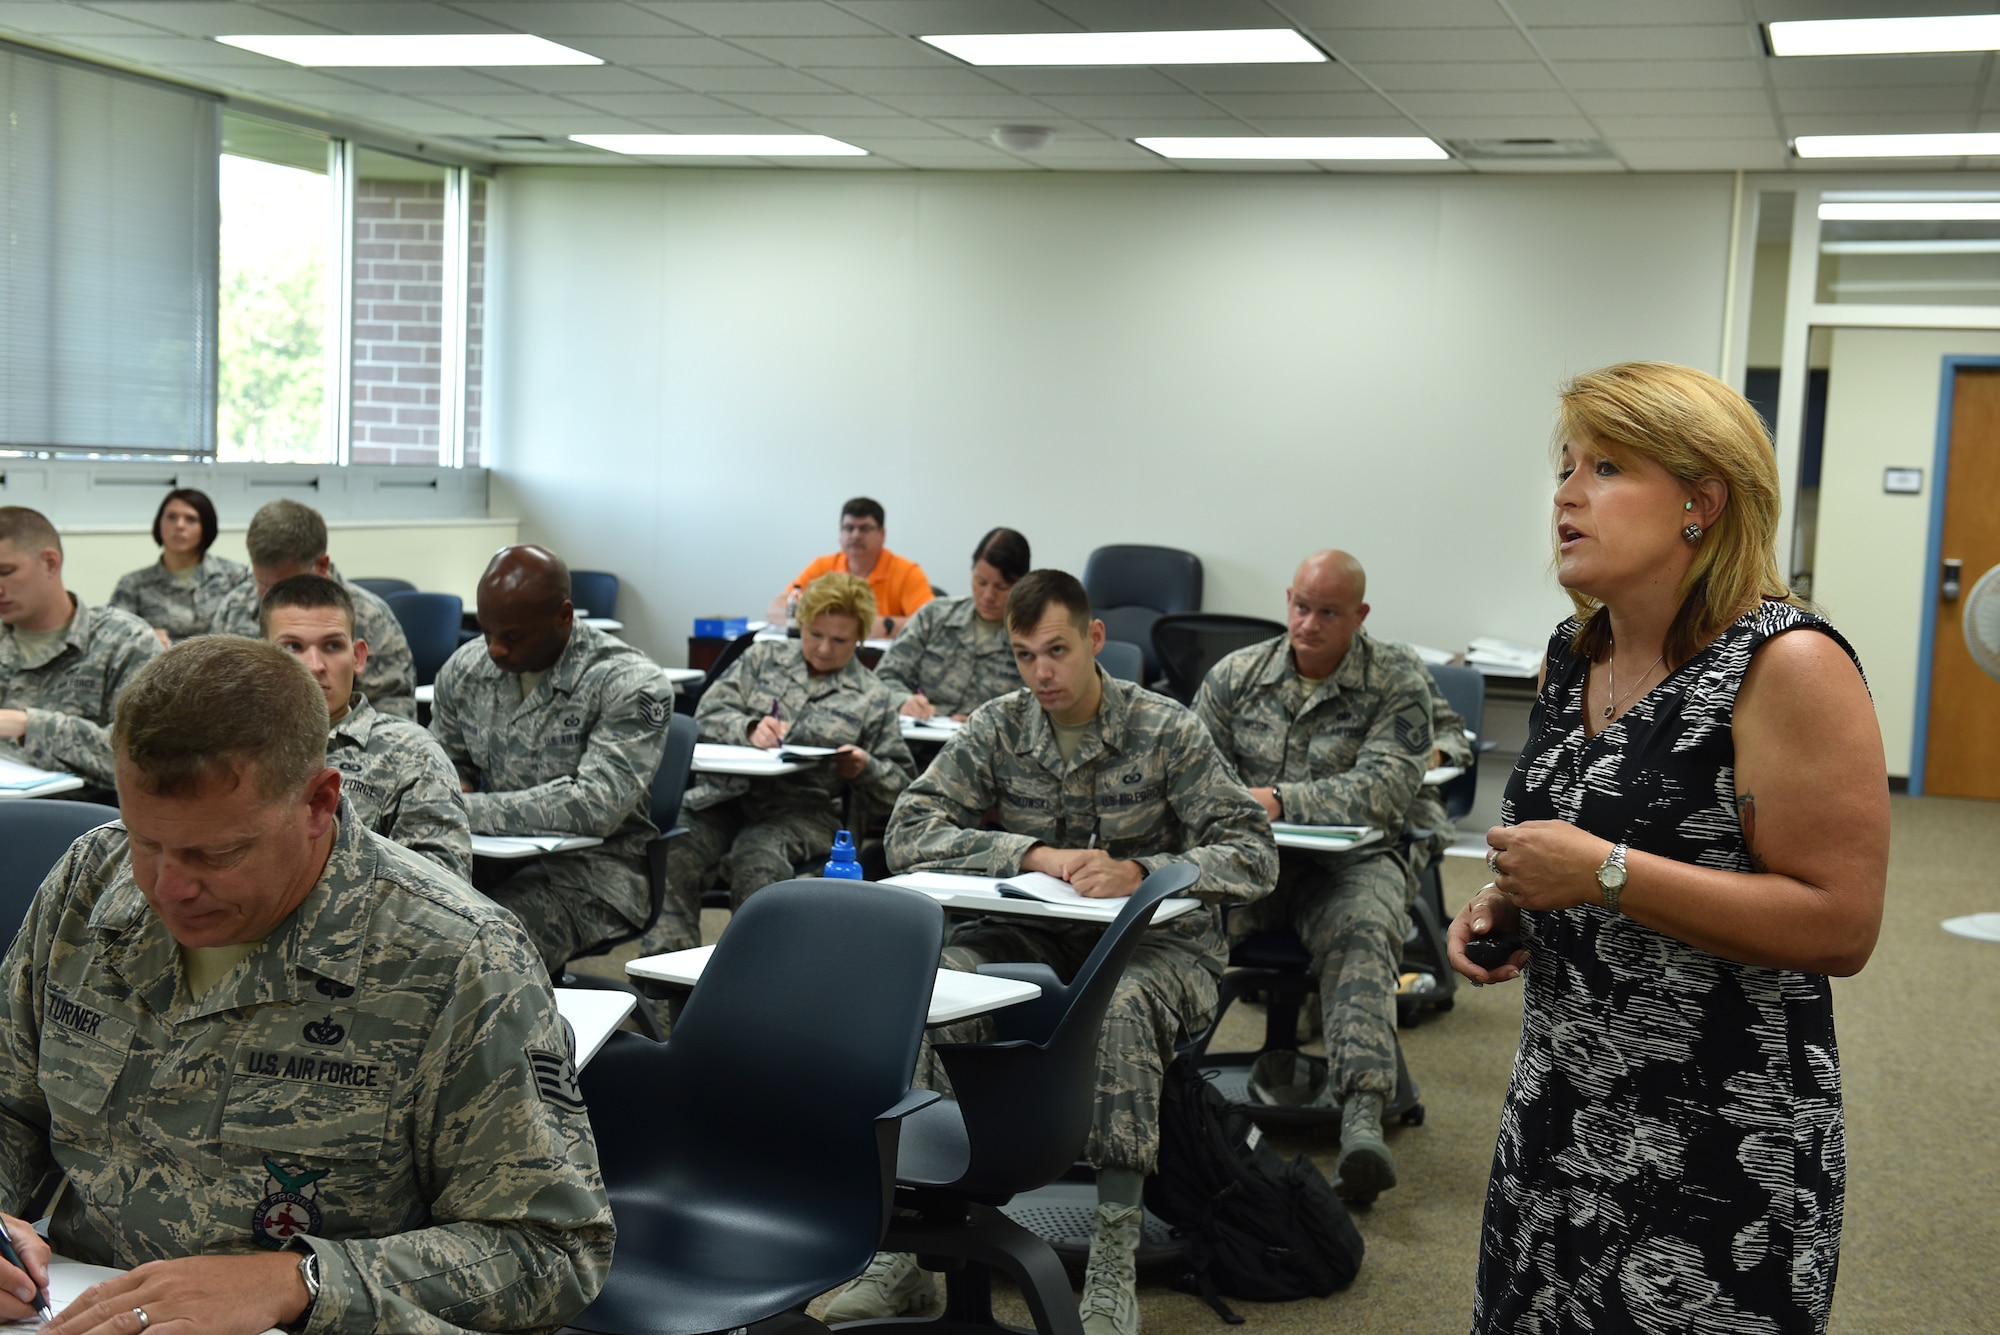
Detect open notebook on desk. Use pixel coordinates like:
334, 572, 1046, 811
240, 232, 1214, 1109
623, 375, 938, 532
883, 871, 1203, 924
1270, 824, 1383, 853
0, 756, 84, 799
471, 834, 604, 859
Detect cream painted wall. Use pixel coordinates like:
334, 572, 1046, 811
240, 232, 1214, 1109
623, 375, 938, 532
59, 518, 518, 611
1814, 326, 2000, 777
488, 168, 1735, 667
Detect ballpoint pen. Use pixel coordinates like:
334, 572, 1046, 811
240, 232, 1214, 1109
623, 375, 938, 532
0, 1222, 53, 1323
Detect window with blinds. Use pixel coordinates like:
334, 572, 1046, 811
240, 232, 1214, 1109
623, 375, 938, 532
0, 43, 219, 458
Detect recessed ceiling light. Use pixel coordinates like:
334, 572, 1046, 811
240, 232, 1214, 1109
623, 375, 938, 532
1821, 200, 2000, 220
571, 134, 867, 157
919, 29, 1324, 67
1136, 136, 1447, 161
1768, 16, 2000, 57
1795, 133, 2000, 158
217, 34, 601, 66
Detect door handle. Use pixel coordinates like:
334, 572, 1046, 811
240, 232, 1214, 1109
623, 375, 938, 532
1942, 558, 1963, 601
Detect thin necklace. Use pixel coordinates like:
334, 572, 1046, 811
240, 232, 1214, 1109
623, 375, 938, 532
1602, 649, 1666, 720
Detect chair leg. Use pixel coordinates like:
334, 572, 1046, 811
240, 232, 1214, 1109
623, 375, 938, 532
842, 1205, 1083, 1335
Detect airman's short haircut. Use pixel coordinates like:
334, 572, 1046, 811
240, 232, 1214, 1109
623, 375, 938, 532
1004, 569, 1092, 638
797, 571, 876, 632
245, 499, 328, 569
841, 497, 886, 528
114, 637, 329, 802
259, 573, 356, 638
0, 507, 62, 558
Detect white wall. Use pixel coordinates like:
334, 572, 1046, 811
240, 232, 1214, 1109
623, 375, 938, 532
1815, 326, 2000, 778
488, 167, 1735, 667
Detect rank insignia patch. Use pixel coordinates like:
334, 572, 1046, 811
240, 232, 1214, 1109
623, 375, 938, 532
530, 1050, 585, 1113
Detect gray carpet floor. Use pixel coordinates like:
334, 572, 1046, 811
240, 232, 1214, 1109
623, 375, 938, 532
574, 793, 2000, 1334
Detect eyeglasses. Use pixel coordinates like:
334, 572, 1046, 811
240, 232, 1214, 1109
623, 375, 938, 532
840, 522, 881, 535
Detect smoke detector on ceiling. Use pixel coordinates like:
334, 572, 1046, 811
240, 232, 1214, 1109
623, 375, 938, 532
991, 125, 1055, 152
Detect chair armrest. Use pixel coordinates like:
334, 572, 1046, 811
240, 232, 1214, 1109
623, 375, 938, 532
877, 1087, 942, 1123
873, 1088, 944, 1227
975, 963, 1066, 1041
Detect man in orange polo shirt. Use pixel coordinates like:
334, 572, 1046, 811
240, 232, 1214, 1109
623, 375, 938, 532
768, 497, 933, 638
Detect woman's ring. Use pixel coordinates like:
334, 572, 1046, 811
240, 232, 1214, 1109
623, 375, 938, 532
1486, 849, 1500, 873
134, 1309, 149, 1331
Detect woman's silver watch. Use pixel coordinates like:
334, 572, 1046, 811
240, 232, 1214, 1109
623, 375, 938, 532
1595, 842, 1629, 915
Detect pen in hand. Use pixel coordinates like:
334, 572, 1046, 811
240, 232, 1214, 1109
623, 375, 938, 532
0, 1220, 53, 1323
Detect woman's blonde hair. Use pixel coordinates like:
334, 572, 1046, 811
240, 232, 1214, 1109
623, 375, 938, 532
1556, 360, 1800, 666
797, 571, 876, 633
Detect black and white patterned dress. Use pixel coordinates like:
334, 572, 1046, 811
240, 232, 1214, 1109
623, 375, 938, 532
1475, 601, 1859, 1335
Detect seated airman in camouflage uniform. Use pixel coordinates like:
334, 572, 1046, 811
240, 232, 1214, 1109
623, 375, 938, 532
651, 573, 914, 955
833, 570, 1275, 1335
0, 506, 161, 791
1192, 549, 1434, 1206
109, 487, 252, 644
0, 637, 611, 1335
262, 573, 472, 882
1408, 673, 1475, 868
211, 499, 417, 721
877, 527, 1032, 722
431, 545, 673, 975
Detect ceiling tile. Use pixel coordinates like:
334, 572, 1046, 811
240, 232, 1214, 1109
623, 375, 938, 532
867, 92, 1058, 117
335, 68, 527, 94
423, 92, 612, 117
1314, 27, 1537, 63
1766, 55, 1989, 89
1555, 59, 1766, 91
178, 62, 369, 93
1030, 92, 1240, 119
1039, 0, 1282, 28
1416, 115, 1599, 138
559, 90, 745, 116
1785, 111, 1990, 134
1397, 90, 1580, 117
564, 114, 793, 133
1240, 116, 1428, 136
448, 3, 697, 37
644, 65, 843, 93
820, 66, 1019, 94
835, 1, 1081, 35
1529, 25, 1758, 62
1204, 91, 1404, 119
1163, 64, 1371, 94
579, 36, 774, 65
485, 66, 686, 93
1285, 1, 1512, 29
382, 113, 519, 133
859, 139, 1027, 164
975, 67, 1193, 95
1461, 156, 1626, 173
1594, 114, 1779, 140
730, 36, 956, 67
0, 4, 174, 37
1513, 0, 1745, 24
965, 115, 1239, 137
1575, 89, 1773, 116
1363, 61, 1560, 92
1775, 86, 1985, 116
257, 3, 504, 35
640, 3, 884, 38
709, 91, 904, 116
287, 90, 460, 117
1613, 139, 1788, 170
45, 34, 280, 64
85, 3, 326, 36
805, 116, 963, 137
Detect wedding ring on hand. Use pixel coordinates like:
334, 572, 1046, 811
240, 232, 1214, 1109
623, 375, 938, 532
1486, 848, 1500, 873
134, 1309, 149, 1331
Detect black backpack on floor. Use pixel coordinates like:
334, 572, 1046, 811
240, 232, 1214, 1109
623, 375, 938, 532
1145, 1057, 1365, 1324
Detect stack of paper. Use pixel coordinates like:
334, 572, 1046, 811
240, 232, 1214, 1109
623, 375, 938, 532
1465, 637, 1543, 676
0, 756, 77, 796
1270, 823, 1372, 846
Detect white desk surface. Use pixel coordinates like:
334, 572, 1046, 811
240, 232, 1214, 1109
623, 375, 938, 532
881, 871, 1205, 926
553, 987, 635, 1067
582, 617, 624, 633
898, 716, 964, 744
472, 834, 605, 860
0, 776, 85, 801
414, 683, 435, 705
1271, 825, 1385, 855
628, 945, 1042, 1025
664, 667, 706, 685
691, 743, 818, 776
1423, 765, 1463, 786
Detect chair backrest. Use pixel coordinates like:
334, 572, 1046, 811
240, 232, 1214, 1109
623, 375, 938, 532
649, 713, 699, 832
383, 591, 464, 687
1096, 639, 1144, 684
0, 802, 122, 945
570, 570, 620, 620
349, 577, 415, 598
932, 863, 1198, 1198
1083, 545, 1202, 615
1427, 662, 1486, 821
1151, 613, 1287, 704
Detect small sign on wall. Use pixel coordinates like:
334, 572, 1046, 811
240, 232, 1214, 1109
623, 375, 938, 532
1884, 467, 1924, 494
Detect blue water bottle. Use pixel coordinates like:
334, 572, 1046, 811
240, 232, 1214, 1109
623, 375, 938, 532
823, 830, 865, 880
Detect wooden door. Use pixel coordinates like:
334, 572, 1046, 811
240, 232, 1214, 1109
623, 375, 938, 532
1924, 367, 2000, 799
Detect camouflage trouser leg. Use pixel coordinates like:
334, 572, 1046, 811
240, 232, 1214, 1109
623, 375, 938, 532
1288, 853, 1409, 1100
724, 808, 841, 909
923, 918, 1218, 1176
479, 850, 649, 976
643, 804, 743, 956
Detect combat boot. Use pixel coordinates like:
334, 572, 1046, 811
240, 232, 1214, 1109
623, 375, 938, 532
1334, 1090, 1397, 1207
1078, 1202, 1142, 1335
824, 1251, 936, 1322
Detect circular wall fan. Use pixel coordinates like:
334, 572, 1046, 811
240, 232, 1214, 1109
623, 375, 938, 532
1966, 563, 2000, 684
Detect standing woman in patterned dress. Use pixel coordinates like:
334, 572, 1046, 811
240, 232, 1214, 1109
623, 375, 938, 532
1448, 361, 1889, 1334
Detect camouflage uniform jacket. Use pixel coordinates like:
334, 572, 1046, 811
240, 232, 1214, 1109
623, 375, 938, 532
429, 620, 672, 866
1405, 670, 1475, 863
0, 815, 614, 1335
213, 564, 417, 721
108, 554, 253, 642
886, 672, 1277, 965
1192, 631, 1434, 851
0, 595, 162, 787
688, 639, 915, 817
331, 693, 474, 883
874, 596, 1022, 717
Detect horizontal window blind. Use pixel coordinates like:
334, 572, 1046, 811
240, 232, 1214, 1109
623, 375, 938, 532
0, 43, 218, 456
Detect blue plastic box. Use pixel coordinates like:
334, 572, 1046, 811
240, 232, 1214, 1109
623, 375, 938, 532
694, 616, 750, 639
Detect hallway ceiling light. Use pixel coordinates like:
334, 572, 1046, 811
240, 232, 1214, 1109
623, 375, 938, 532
919, 30, 1324, 66
1794, 133, 2000, 158
1768, 15, 2000, 57
216, 34, 601, 66
571, 134, 867, 156
1137, 136, 1447, 161
1821, 200, 2000, 220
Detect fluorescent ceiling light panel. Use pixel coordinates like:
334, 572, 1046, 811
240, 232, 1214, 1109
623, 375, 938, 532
1768, 15, 2000, 57
217, 34, 600, 66
571, 134, 866, 157
919, 29, 1324, 67
1137, 136, 1446, 161
1821, 200, 2000, 220
1822, 240, 2000, 254
1795, 133, 2000, 158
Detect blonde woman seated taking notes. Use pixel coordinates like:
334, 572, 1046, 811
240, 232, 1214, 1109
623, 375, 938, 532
877, 527, 1031, 722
